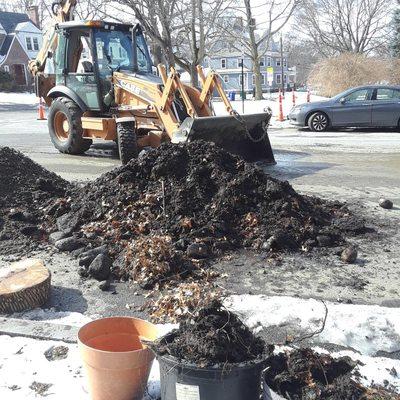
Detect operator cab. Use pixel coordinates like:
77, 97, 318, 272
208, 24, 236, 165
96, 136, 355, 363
52, 21, 153, 111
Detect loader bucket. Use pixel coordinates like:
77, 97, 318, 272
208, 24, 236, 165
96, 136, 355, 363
172, 112, 275, 163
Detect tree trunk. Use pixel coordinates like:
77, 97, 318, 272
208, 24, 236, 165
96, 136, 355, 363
190, 63, 199, 87
253, 62, 263, 100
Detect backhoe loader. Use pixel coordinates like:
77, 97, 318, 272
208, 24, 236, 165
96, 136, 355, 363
29, 0, 275, 164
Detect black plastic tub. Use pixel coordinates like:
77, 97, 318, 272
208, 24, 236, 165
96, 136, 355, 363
158, 353, 267, 400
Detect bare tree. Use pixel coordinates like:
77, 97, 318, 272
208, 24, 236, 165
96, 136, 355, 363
219, 0, 298, 100
296, 0, 395, 57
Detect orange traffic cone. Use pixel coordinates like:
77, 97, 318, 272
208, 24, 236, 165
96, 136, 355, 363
278, 89, 284, 122
37, 97, 46, 120
292, 88, 296, 107
307, 90, 311, 103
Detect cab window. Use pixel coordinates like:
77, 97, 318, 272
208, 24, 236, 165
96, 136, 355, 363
375, 88, 400, 101
344, 89, 369, 102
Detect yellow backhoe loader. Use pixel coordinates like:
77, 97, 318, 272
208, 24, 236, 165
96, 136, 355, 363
29, 0, 275, 164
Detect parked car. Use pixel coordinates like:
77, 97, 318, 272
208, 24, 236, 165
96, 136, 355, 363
288, 85, 400, 132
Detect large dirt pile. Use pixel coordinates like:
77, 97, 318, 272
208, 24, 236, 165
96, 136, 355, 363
53, 141, 361, 287
264, 349, 398, 400
0, 147, 69, 255
151, 300, 269, 367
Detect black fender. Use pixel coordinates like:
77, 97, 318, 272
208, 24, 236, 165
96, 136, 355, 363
47, 86, 88, 112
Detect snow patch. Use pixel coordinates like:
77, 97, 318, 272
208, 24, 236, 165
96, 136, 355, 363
0, 92, 38, 106
225, 295, 400, 356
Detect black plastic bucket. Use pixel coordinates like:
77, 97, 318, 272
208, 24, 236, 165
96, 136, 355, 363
158, 354, 267, 400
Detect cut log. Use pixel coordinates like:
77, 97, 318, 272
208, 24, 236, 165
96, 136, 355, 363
0, 259, 51, 313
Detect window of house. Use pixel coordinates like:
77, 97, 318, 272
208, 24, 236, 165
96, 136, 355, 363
284, 75, 287, 83
223, 75, 229, 83
26, 37, 33, 51
276, 74, 281, 84
276, 59, 282, 67
259, 57, 265, 67
283, 58, 287, 67
3, 65, 9, 73
261, 74, 266, 85
237, 58, 243, 68
267, 57, 271, 67
239, 74, 246, 87
33, 37, 39, 51
221, 58, 226, 69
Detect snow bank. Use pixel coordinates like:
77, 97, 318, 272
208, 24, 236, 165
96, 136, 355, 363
226, 295, 400, 356
0, 92, 37, 106
213, 91, 327, 128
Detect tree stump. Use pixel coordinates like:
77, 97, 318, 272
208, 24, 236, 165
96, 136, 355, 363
0, 259, 51, 313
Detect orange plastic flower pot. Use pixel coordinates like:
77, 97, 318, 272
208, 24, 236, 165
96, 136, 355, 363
78, 317, 157, 400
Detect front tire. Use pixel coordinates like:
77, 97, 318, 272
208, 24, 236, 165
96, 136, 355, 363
117, 121, 138, 165
48, 97, 92, 154
308, 112, 329, 132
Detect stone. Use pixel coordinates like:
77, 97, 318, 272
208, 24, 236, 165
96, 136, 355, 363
54, 237, 85, 252
56, 213, 80, 235
78, 266, 89, 278
20, 225, 40, 236
379, 198, 393, 209
49, 231, 68, 244
341, 246, 358, 263
44, 345, 69, 361
78, 245, 108, 267
98, 280, 111, 291
88, 253, 112, 281
262, 236, 276, 251
316, 235, 332, 247
186, 242, 210, 259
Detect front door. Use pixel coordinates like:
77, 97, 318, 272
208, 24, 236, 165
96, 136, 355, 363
330, 88, 373, 127
371, 88, 400, 127
12, 64, 26, 85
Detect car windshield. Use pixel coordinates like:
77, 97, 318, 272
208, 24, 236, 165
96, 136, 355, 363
94, 28, 151, 76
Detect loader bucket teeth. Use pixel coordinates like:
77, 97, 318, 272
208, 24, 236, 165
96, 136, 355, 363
172, 112, 275, 163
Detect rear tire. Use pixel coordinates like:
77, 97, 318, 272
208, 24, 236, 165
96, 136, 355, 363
48, 97, 92, 154
117, 121, 138, 165
308, 112, 329, 132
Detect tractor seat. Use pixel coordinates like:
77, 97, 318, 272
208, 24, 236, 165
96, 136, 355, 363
81, 61, 94, 73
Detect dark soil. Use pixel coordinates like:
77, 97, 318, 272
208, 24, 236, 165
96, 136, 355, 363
264, 348, 399, 400
0, 147, 69, 255
50, 141, 365, 288
151, 300, 270, 367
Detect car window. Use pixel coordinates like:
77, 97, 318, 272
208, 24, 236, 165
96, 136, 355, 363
376, 88, 400, 101
344, 89, 369, 102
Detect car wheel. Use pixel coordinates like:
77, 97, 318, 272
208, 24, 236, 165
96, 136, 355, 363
308, 112, 329, 132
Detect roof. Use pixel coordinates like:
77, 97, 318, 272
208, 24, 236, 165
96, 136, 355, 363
0, 11, 31, 34
0, 35, 13, 56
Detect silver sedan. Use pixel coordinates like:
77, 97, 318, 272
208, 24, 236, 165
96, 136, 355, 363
288, 85, 400, 132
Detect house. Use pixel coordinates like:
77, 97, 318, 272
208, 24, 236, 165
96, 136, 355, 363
205, 41, 296, 94
0, 7, 42, 88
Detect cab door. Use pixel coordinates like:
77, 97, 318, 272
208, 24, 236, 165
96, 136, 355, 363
330, 88, 373, 127
371, 88, 400, 127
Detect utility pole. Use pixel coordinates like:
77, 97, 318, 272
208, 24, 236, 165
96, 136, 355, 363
280, 34, 285, 96
241, 54, 245, 114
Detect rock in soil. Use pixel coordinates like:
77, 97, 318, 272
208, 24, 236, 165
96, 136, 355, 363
98, 279, 111, 291
54, 237, 85, 252
264, 348, 398, 399
341, 246, 358, 263
186, 242, 210, 259
29, 382, 52, 396
151, 300, 270, 367
78, 245, 108, 267
50, 141, 366, 289
44, 345, 69, 361
379, 198, 394, 210
49, 231, 68, 244
0, 147, 70, 255
88, 253, 112, 281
